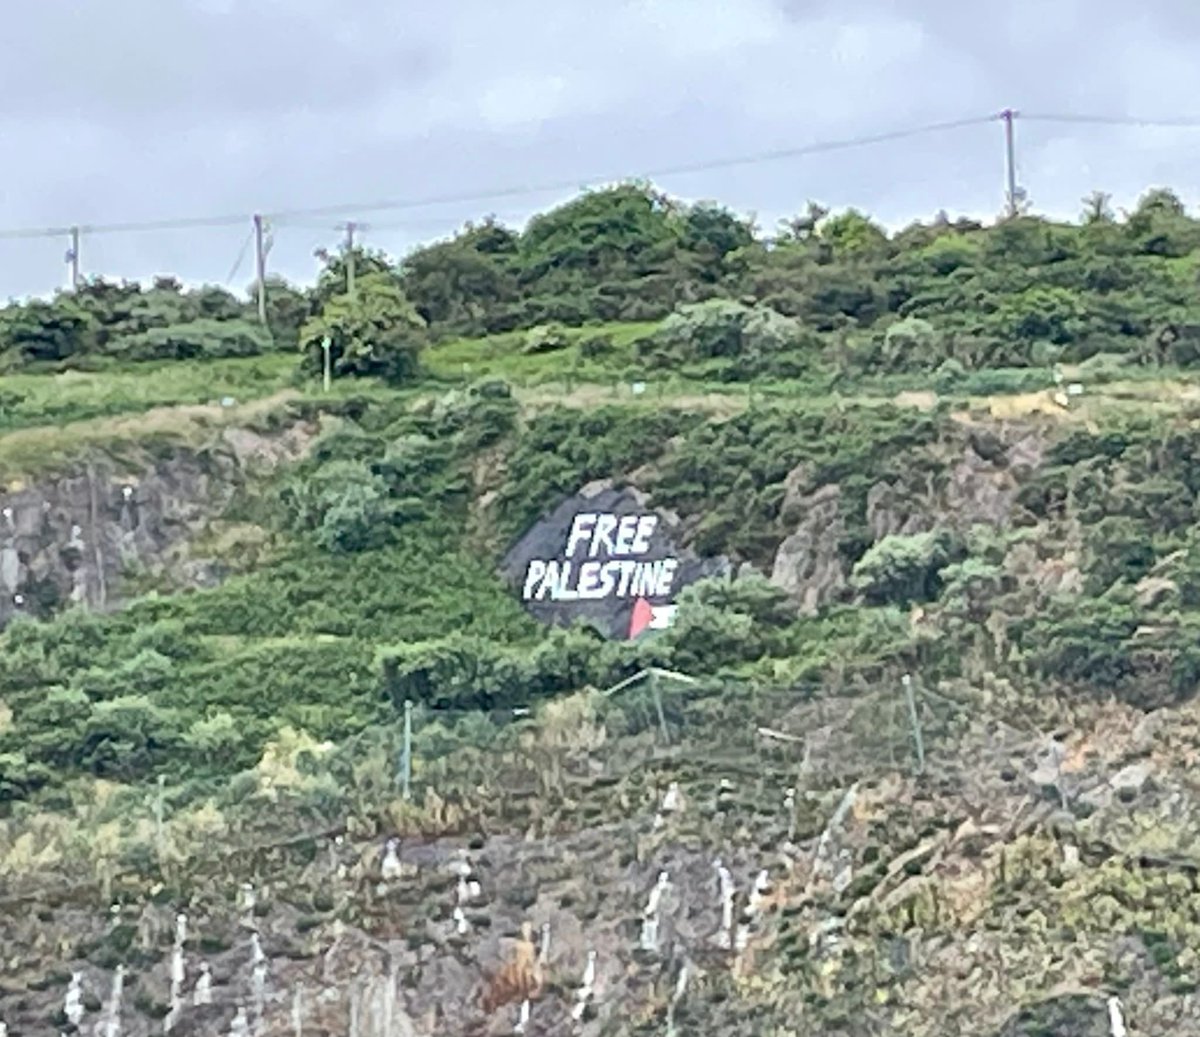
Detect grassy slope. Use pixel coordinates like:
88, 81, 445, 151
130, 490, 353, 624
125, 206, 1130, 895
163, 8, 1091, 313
6, 333, 1200, 1033
2, 320, 1192, 468
0, 323, 1190, 811
0, 355, 297, 432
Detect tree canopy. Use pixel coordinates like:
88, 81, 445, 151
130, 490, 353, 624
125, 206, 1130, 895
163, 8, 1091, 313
3, 182, 1200, 384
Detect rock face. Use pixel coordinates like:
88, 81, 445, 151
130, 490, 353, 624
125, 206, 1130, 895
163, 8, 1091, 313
771, 483, 848, 615
0, 423, 314, 628
0, 806, 790, 1037
770, 426, 1045, 613
993, 994, 1110, 1037
502, 483, 729, 640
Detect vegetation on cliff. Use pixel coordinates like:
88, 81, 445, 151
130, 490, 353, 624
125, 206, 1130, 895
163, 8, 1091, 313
3, 183, 1200, 1034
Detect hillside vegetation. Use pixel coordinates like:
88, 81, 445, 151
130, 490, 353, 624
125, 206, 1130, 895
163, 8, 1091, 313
3, 184, 1200, 1035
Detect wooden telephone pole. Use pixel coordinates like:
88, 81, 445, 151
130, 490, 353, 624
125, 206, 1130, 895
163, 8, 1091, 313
342, 221, 357, 299
67, 227, 80, 290
253, 213, 268, 324
1000, 108, 1019, 219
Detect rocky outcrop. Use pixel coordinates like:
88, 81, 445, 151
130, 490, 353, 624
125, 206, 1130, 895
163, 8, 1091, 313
0, 422, 315, 627
770, 483, 848, 614
771, 425, 1046, 613
993, 995, 1110, 1036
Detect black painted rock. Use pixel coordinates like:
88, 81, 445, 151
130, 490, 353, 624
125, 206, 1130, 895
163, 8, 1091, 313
502, 484, 727, 640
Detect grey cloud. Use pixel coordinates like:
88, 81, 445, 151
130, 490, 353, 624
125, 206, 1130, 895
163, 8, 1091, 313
0, 0, 439, 121
0, 0, 1198, 300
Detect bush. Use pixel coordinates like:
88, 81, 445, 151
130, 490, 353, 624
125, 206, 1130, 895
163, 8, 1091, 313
280, 459, 396, 552
881, 316, 938, 371
640, 299, 818, 378
110, 319, 271, 361
427, 379, 518, 448
661, 573, 793, 670
300, 273, 426, 385
850, 530, 964, 607
578, 331, 616, 359
315, 477, 394, 554
378, 626, 628, 712
378, 635, 533, 711
933, 357, 967, 393
522, 323, 571, 355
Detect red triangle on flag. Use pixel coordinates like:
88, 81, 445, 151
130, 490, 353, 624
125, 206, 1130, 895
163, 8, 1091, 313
628, 597, 654, 640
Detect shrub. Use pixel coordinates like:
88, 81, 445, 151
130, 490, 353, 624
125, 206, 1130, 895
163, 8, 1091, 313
660, 573, 793, 671
522, 323, 571, 355
640, 299, 818, 377
850, 530, 964, 607
578, 331, 616, 359
315, 477, 394, 554
427, 379, 518, 448
300, 273, 426, 385
110, 319, 271, 361
933, 357, 967, 392
378, 635, 532, 711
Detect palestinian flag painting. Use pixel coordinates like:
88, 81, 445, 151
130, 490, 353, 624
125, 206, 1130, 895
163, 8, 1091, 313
629, 598, 678, 639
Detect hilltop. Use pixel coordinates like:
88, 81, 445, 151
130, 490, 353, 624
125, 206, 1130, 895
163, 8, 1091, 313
3, 184, 1200, 1035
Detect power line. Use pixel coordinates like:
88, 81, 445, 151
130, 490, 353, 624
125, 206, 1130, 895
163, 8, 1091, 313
0, 108, 1193, 256
1020, 113, 1200, 129
264, 114, 1001, 223
224, 227, 255, 286
0, 114, 1001, 243
0, 210, 252, 243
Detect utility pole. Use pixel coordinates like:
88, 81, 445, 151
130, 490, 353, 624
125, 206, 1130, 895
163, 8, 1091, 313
400, 700, 413, 800
649, 669, 671, 745
292, 983, 304, 1037
343, 221, 357, 299
253, 213, 268, 325
66, 227, 80, 291
901, 674, 926, 776
999, 108, 1019, 219
321, 336, 333, 393
602, 667, 697, 745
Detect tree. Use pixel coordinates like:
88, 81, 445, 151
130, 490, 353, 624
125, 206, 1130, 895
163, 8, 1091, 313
819, 209, 890, 258
776, 201, 829, 243
299, 272, 427, 385
400, 219, 520, 335
188, 284, 247, 321
0, 298, 98, 363
1081, 191, 1115, 225
312, 246, 399, 312
1124, 188, 1199, 257
995, 285, 1085, 347
260, 275, 311, 350
676, 202, 755, 283
73, 277, 231, 345
516, 182, 683, 321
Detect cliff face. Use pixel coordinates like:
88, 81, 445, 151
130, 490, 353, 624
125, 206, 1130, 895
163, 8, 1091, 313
769, 422, 1046, 613
0, 423, 316, 628
4, 681, 1197, 1037
3, 394, 1198, 1037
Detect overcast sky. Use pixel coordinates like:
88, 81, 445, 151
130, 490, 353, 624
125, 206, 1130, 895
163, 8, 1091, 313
1, 0, 1197, 302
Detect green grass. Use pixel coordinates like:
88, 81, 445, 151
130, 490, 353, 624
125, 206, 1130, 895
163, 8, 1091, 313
423, 320, 657, 382
0, 323, 1195, 487
0, 390, 299, 485
0, 354, 298, 433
